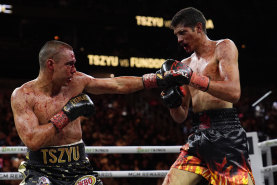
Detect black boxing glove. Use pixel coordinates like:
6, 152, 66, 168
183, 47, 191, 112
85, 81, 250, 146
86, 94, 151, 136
160, 59, 176, 74
142, 59, 178, 88
164, 61, 210, 91
161, 86, 185, 108
49, 93, 95, 132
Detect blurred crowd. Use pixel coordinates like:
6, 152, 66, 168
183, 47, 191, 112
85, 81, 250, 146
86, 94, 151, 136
0, 83, 276, 185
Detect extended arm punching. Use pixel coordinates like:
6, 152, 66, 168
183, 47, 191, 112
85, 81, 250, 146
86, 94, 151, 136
83, 59, 194, 95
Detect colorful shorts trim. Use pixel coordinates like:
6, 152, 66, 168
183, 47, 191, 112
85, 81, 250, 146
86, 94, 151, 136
19, 142, 102, 185
172, 108, 255, 185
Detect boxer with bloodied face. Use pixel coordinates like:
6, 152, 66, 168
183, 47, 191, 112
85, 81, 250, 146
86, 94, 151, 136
11, 40, 194, 185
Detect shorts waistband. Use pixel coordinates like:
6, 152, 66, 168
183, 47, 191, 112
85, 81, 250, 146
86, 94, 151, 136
192, 108, 240, 129
27, 142, 86, 165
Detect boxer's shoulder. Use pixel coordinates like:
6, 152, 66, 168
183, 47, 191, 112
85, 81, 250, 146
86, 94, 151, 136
11, 80, 37, 102
215, 39, 237, 55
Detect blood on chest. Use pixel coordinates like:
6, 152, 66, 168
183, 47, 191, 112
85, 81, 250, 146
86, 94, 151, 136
33, 96, 69, 124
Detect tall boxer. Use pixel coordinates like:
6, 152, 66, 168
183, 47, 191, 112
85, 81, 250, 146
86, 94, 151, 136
160, 7, 255, 185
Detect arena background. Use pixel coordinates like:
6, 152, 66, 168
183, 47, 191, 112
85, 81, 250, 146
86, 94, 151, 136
0, 0, 277, 185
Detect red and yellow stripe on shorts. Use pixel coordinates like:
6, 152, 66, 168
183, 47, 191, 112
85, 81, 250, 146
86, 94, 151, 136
172, 145, 255, 185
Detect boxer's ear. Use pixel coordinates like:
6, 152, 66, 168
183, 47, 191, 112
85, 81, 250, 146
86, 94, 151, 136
46, 59, 55, 71
195, 22, 203, 33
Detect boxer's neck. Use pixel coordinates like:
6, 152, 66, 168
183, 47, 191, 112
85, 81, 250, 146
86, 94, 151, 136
36, 72, 63, 96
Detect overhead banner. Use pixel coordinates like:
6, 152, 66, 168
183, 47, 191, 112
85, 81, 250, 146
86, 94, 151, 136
135, 15, 214, 29
87, 54, 165, 69
0, 4, 12, 14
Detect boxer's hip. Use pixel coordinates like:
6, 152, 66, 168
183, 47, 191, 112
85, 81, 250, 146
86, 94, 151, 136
27, 140, 87, 165
19, 141, 102, 184
189, 108, 248, 159
192, 108, 241, 130
172, 108, 255, 184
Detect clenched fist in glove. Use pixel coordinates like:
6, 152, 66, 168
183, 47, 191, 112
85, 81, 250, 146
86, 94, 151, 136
142, 59, 176, 88
142, 59, 210, 91
161, 86, 186, 108
164, 60, 210, 91
49, 93, 95, 132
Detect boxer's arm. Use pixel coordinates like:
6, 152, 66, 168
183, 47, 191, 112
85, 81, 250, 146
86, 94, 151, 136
81, 59, 183, 94
11, 89, 56, 151
168, 86, 191, 123
82, 73, 144, 95
207, 39, 241, 103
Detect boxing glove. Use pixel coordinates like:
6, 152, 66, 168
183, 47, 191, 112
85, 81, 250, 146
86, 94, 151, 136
142, 59, 177, 88
160, 59, 176, 74
49, 93, 95, 132
164, 61, 210, 92
161, 86, 184, 108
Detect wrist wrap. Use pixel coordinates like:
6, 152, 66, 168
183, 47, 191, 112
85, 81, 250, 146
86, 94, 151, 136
49, 111, 70, 132
142, 73, 158, 88
190, 73, 210, 92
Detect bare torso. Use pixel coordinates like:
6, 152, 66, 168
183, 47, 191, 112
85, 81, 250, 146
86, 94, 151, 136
32, 87, 83, 146
15, 73, 87, 147
12, 70, 144, 150
183, 40, 233, 113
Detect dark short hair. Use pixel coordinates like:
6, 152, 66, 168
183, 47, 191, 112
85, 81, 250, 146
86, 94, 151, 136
38, 40, 73, 70
171, 7, 207, 34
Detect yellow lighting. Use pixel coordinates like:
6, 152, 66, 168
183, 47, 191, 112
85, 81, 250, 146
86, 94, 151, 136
87, 54, 165, 69
135, 16, 214, 29
136, 16, 164, 27
0, 4, 12, 14
206, 19, 214, 29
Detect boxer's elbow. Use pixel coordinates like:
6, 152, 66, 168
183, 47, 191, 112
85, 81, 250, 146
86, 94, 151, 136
24, 142, 41, 151
173, 117, 186, 124
170, 107, 188, 123
228, 88, 241, 103
24, 134, 42, 151
231, 91, 240, 103
218, 83, 240, 103
27, 144, 41, 151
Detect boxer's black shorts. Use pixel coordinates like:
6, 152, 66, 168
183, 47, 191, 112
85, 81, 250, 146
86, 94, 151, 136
19, 142, 102, 185
172, 108, 255, 185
